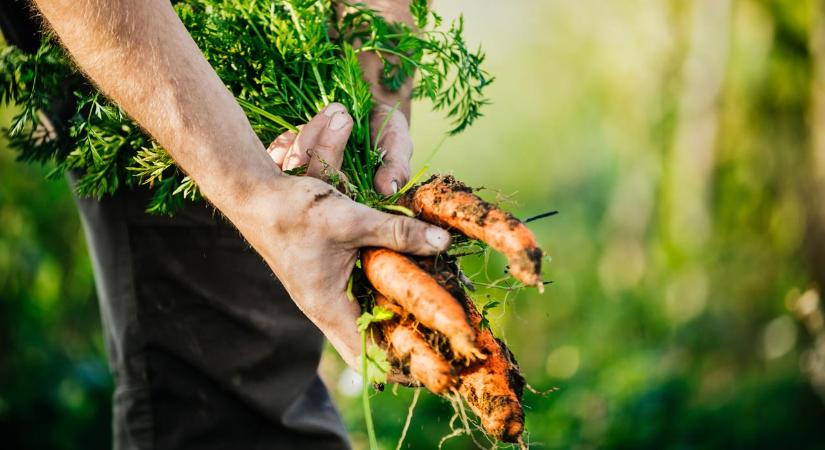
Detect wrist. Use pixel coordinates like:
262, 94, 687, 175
356, 51, 413, 120
210, 167, 290, 249
187, 134, 287, 223
223, 175, 322, 264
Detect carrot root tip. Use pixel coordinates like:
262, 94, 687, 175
451, 334, 485, 362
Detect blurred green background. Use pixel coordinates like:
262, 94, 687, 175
4, 0, 825, 448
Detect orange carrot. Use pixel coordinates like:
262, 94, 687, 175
398, 175, 544, 291
374, 294, 455, 394
456, 297, 525, 443
415, 257, 526, 443
361, 247, 483, 361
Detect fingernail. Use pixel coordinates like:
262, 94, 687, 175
390, 180, 398, 194
425, 227, 449, 250
324, 103, 346, 117
329, 112, 349, 130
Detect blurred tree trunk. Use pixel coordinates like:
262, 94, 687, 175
809, 0, 825, 292
805, 0, 825, 405
662, 0, 732, 255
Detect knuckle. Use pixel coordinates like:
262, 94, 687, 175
398, 132, 414, 154
276, 130, 296, 142
383, 142, 413, 164
292, 147, 311, 162
266, 140, 282, 153
396, 159, 412, 177
330, 211, 363, 242
314, 142, 336, 155
391, 218, 412, 249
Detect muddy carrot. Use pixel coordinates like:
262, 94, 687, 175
415, 256, 526, 443
456, 296, 525, 443
374, 294, 455, 394
398, 175, 544, 291
361, 247, 483, 361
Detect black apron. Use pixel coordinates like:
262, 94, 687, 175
3, 3, 351, 448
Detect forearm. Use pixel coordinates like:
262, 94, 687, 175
34, 0, 281, 220
343, 0, 415, 119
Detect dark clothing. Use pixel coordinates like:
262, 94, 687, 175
3, 4, 351, 450
0, 0, 41, 53
71, 179, 350, 450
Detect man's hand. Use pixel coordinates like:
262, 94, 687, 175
371, 104, 413, 195
250, 175, 450, 372
265, 103, 353, 182
257, 102, 450, 370
338, 0, 419, 195
32, 0, 447, 374
266, 102, 414, 195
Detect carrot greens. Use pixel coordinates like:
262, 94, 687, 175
0, 0, 491, 213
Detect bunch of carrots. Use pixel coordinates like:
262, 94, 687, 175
357, 174, 544, 448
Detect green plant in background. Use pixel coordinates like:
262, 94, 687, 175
0, 0, 490, 214
0, 109, 112, 449
6, 0, 825, 449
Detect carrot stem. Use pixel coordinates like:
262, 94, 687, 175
362, 330, 380, 450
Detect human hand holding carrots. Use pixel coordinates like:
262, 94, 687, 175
261, 102, 450, 381
266, 104, 538, 445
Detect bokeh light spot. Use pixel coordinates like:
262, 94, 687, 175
546, 345, 581, 379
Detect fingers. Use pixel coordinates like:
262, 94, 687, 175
372, 105, 413, 196
283, 103, 352, 178
350, 206, 451, 255
308, 103, 352, 177
305, 292, 363, 371
282, 110, 326, 171
267, 129, 298, 167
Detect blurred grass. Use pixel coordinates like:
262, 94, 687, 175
3, 0, 825, 449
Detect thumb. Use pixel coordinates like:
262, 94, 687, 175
353, 207, 451, 255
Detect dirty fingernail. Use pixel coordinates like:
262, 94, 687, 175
329, 112, 349, 130
324, 103, 346, 117
425, 227, 449, 250
390, 180, 399, 194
